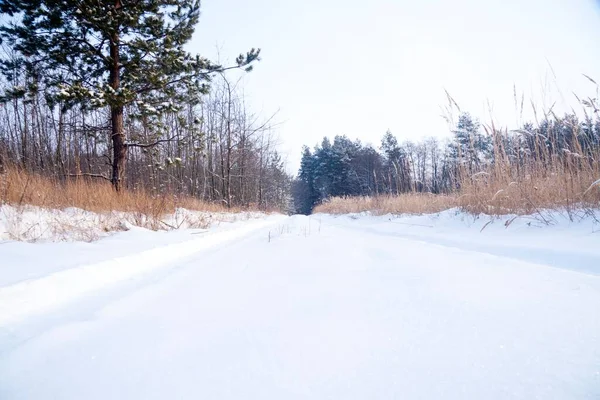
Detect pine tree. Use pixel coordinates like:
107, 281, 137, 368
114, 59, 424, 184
380, 130, 410, 193
331, 135, 360, 196
295, 146, 318, 214
313, 137, 335, 199
448, 113, 491, 174
0, 0, 259, 190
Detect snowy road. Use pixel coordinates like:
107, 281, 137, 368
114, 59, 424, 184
1, 214, 600, 399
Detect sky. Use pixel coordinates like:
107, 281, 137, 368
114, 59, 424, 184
189, 0, 600, 173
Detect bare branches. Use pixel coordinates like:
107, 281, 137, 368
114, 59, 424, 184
125, 137, 177, 149
65, 173, 111, 181
0, 64, 291, 211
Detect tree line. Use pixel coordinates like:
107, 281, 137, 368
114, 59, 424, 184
2, 1, 597, 216
292, 112, 600, 214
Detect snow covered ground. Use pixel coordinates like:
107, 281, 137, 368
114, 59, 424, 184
1, 210, 599, 399
0, 204, 266, 242
0, 205, 269, 287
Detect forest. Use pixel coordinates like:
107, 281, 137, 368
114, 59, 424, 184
0, 0, 599, 216
0, 0, 290, 212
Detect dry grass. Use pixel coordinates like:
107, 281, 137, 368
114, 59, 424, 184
457, 127, 600, 219
457, 168, 600, 219
315, 166, 600, 219
314, 194, 458, 215
0, 167, 259, 239
315, 170, 600, 218
316, 122, 600, 219
0, 167, 235, 215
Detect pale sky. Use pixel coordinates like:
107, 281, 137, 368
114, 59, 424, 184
189, 0, 600, 173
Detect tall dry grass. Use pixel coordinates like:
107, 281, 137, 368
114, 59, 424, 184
315, 128, 600, 218
316, 174, 599, 218
0, 167, 242, 217
0, 167, 264, 240
456, 126, 600, 219
314, 194, 458, 215
457, 167, 600, 218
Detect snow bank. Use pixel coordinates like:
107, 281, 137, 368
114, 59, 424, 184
314, 208, 600, 275
0, 204, 265, 242
0, 214, 286, 326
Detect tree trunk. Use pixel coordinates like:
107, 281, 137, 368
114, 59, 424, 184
225, 80, 232, 208
111, 106, 126, 191
109, 29, 126, 191
56, 106, 65, 175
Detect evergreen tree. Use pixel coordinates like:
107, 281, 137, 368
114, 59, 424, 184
295, 146, 318, 214
0, 0, 259, 190
331, 135, 360, 196
381, 130, 402, 162
354, 144, 384, 195
262, 151, 292, 212
313, 138, 332, 197
380, 130, 410, 193
448, 113, 491, 173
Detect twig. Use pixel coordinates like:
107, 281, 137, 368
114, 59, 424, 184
66, 173, 111, 181
18, 173, 31, 206
480, 220, 493, 232
160, 220, 177, 229
126, 136, 177, 149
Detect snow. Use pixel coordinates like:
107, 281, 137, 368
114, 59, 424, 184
0, 205, 271, 286
1, 211, 600, 399
0, 214, 286, 326
0, 204, 265, 242
318, 209, 600, 275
